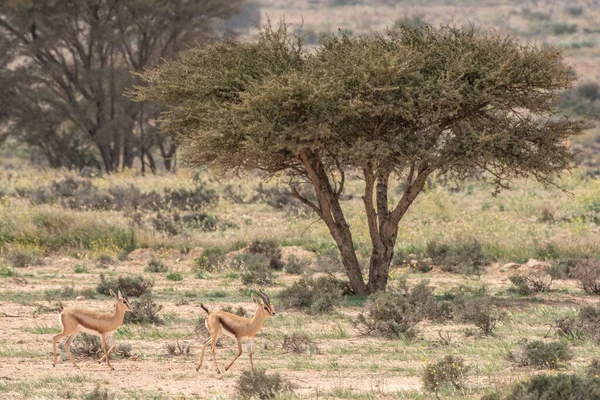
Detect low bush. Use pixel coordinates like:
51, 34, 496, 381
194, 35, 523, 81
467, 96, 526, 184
165, 340, 191, 356
426, 239, 486, 274
248, 239, 284, 270
67, 333, 102, 358
282, 331, 320, 355
123, 295, 163, 325
96, 274, 154, 297
3, 247, 44, 268
509, 273, 553, 295
495, 374, 600, 400
555, 306, 600, 342
314, 248, 343, 274
73, 264, 89, 274
508, 340, 572, 369
453, 287, 502, 336
284, 255, 307, 274
278, 275, 344, 314
235, 369, 295, 400
353, 280, 445, 340
572, 260, 600, 294
192, 247, 226, 273
422, 355, 470, 394
588, 359, 600, 379
84, 386, 115, 400
239, 253, 275, 286
145, 258, 167, 273
166, 270, 184, 281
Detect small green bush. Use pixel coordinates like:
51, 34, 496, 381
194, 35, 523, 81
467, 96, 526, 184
123, 295, 163, 325
555, 306, 600, 342
96, 274, 153, 297
73, 264, 89, 274
453, 287, 502, 336
278, 275, 344, 314
508, 340, 573, 369
67, 333, 102, 358
248, 239, 283, 270
145, 258, 167, 273
509, 273, 552, 295
3, 247, 44, 268
284, 255, 307, 275
235, 369, 295, 400
352, 280, 446, 339
498, 374, 600, 400
192, 247, 225, 273
166, 270, 184, 281
239, 253, 275, 286
426, 239, 486, 274
422, 355, 470, 393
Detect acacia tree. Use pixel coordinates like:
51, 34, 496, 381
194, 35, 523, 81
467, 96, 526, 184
135, 23, 586, 295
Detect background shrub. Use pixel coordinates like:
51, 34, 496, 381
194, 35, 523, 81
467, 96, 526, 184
282, 331, 320, 355
96, 274, 154, 297
123, 295, 163, 325
239, 253, 275, 285
278, 275, 344, 314
145, 258, 167, 273
422, 355, 470, 393
248, 239, 284, 270
498, 374, 600, 400
508, 340, 573, 369
236, 369, 294, 400
284, 255, 307, 275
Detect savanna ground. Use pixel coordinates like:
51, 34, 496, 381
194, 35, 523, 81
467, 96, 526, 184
1, 0, 600, 399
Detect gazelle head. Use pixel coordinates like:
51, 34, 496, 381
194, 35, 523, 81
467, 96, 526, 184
252, 289, 275, 317
110, 288, 133, 312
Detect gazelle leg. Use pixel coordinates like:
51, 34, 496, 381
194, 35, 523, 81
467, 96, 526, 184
101, 333, 113, 370
98, 344, 116, 363
210, 334, 223, 374
52, 332, 69, 367
64, 331, 80, 368
196, 337, 211, 371
225, 337, 243, 372
247, 340, 255, 374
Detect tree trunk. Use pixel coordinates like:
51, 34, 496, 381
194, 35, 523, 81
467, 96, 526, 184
367, 228, 397, 293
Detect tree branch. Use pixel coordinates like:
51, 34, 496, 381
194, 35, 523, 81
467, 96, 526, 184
291, 186, 322, 216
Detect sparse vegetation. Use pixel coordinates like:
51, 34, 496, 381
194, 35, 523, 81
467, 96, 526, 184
282, 332, 320, 355
145, 258, 167, 273
278, 275, 344, 314
96, 274, 153, 297
235, 369, 295, 400
422, 355, 470, 394
508, 340, 573, 369
123, 295, 163, 325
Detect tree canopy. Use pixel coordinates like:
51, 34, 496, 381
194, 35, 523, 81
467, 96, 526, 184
136, 22, 587, 294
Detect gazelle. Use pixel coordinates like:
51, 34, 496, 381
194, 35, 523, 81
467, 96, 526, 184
52, 288, 133, 370
196, 289, 275, 374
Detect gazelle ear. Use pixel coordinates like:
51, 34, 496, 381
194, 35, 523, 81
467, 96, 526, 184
109, 289, 117, 299
251, 293, 262, 304
117, 289, 124, 299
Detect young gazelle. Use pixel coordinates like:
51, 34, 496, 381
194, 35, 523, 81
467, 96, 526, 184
196, 289, 275, 374
52, 288, 133, 370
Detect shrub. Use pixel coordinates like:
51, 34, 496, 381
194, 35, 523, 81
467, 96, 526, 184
588, 359, 600, 379
509, 273, 552, 295
547, 259, 579, 280
96, 274, 154, 297
508, 340, 573, 369
248, 239, 284, 270
123, 295, 163, 325
235, 369, 295, 400
192, 247, 225, 273
422, 355, 470, 394
282, 331, 320, 355
115, 343, 132, 358
284, 255, 307, 274
165, 340, 191, 356
166, 270, 184, 281
67, 333, 102, 358
239, 253, 275, 285
96, 254, 114, 268
3, 247, 44, 268
453, 287, 502, 336
145, 258, 167, 273
572, 260, 600, 294
84, 386, 114, 400
499, 374, 600, 400
314, 248, 343, 273
278, 275, 344, 314
353, 281, 441, 339
555, 306, 600, 342
426, 239, 486, 274
73, 264, 89, 274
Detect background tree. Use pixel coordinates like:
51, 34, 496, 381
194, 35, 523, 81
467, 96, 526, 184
135, 22, 587, 295
0, 0, 245, 171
